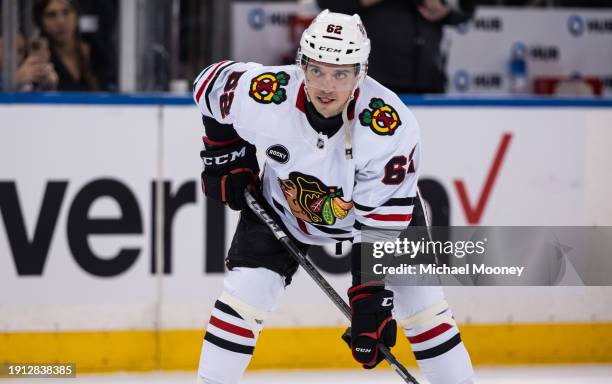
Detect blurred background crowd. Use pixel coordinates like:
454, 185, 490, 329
1, 0, 611, 95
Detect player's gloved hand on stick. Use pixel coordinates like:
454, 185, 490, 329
342, 281, 397, 369
200, 138, 259, 210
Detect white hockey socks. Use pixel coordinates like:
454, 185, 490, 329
197, 267, 285, 384
401, 302, 474, 384
197, 298, 259, 384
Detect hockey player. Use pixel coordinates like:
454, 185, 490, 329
193, 9, 474, 384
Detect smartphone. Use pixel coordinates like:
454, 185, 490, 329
29, 40, 41, 53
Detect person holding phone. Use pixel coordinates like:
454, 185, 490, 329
0, 31, 58, 91
33, 0, 99, 91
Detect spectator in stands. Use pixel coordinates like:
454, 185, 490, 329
33, 0, 100, 91
318, 0, 475, 94
0, 31, 58, 91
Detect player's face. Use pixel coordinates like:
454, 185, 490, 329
303, 60, 358, 118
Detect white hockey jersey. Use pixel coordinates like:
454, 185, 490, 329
194, 61, 421, 246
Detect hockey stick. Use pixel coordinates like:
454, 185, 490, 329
244, 190, 420, 384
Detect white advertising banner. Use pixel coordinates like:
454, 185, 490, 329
0, 105, 160, 330
231, 2, 318, 66
1, 103, 611, 333
231, 3, 612, 95
446, 8, 612, 95
415, 107, 586, 226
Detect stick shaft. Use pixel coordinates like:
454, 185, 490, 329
244, 191, 419, 384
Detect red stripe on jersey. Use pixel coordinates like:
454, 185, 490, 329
195, 60, 229, 103
209, 315, 254, 338
297, 218, 310, 235
296, 83, 307, 113
407, 323, 453, 344
365, 213, 412, 222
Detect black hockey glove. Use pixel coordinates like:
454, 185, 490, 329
200, 138, 259, 210
342, 281, 397, 369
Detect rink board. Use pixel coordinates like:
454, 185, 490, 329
1, 95, 612, 371
3, 324, 612, 372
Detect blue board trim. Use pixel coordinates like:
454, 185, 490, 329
0, 92, 195, 106
0, 92, 611, 108
399, 95, 612, 108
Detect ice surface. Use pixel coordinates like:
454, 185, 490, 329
2, 365, 610, 383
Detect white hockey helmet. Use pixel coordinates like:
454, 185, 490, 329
297, 9, 370, 79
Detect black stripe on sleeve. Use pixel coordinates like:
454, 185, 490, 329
193, 63, 214, 91
309, 223, 352, 235
214, 300, 243, 320
383, 197, 415, 207
332, 236, 353, 242
272, 198, 286, 214
353, 202, 375, 212
354, 197, 416, 212
205, 61, 237, 115
204, 332, 255, 355
413, 333, 462, 360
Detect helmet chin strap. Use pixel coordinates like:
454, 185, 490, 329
342, 92, 354, 160
304, 81, 312, 103
342, 73, 364, 160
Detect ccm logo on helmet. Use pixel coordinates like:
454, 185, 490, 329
202, 147, 246, 165
319, 46, 342, 53
355, 348, 372, 353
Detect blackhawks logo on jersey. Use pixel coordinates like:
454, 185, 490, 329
249, 71, 290, 105
359, 98, 402, 136
279, 172, 353, 226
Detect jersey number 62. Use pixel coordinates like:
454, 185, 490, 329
220, 71, 246, 118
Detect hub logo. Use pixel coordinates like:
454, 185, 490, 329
247, 8, 291, 30
529, 45, 560, 61
248, 8, 266, 30
568, 15, 585, 37
455, 16, 502, 34
587, 18, 612, 33
473, 74, 502, 88
453, 70, 502, 92
454, 69, 471, 92
568, 14, 612, 36
474, 17, 503, 32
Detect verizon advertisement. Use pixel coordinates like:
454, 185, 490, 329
1, 102, 611, 332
